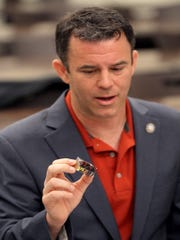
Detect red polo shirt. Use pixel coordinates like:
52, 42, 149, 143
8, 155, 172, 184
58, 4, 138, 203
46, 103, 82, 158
65, 91, 135, 240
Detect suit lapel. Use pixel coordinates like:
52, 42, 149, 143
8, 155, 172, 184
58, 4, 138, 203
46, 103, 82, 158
130, 99, 160, 240
45, 95, 120, 239
70, 172, 121, 239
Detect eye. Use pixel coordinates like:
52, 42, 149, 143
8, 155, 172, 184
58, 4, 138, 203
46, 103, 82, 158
111, 67, 124, 72
75, 157, 96, 176
81, 69, 97, 75
82, 70, 95, 74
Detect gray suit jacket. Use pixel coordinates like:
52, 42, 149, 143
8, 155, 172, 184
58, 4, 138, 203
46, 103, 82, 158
0, 91, 179, 240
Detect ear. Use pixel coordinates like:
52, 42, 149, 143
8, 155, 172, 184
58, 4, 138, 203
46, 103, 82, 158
131, 50, 138, 75
52, 59, 70, 84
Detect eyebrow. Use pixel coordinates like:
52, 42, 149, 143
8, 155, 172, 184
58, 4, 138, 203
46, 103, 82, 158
110, 61, 128, 67
78, 65, 97, 71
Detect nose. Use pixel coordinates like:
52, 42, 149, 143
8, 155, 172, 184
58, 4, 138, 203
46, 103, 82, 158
97, 70, 113, 89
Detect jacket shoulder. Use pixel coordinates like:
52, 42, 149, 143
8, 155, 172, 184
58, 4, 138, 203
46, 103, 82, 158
129, 97, 180, 120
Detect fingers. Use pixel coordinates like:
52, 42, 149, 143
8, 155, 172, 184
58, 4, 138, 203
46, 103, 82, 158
43, 177, 75, 195
44, 157, 94, 197
52, 158, 76, 166
74, 174, 94, 194
42, 158, 94, 238
44, 158, 77, 185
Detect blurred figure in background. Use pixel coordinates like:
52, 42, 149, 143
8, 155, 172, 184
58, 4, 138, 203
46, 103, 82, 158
0, 7, 180, 240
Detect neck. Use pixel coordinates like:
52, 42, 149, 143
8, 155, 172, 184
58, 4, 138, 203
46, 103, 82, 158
80, 113, 126, 150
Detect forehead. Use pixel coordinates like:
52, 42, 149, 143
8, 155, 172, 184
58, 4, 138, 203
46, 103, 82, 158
68, 33, 131, 61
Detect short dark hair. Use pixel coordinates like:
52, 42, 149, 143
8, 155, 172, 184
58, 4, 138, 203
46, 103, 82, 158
55, 7, 136, 67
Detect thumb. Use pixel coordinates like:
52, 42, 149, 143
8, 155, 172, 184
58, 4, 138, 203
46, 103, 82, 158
74, 174, 94, 194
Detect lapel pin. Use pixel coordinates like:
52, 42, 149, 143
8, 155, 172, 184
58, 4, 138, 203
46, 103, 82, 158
145, 123, 156, 134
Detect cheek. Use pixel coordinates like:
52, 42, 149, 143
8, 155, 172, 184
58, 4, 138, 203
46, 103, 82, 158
73, 75, 94, 93
116, 71, 132, 88
71, 79, 91, 101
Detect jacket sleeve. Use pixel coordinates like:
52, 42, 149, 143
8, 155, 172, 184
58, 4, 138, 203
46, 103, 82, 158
0, 135, 51, 240
167, 174, 180, 239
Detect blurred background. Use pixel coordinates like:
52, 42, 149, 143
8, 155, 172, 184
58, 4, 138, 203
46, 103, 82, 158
0, 0, 180, 129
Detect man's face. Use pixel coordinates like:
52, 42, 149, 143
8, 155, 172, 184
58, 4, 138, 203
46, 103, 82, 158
55, 33, 138, 121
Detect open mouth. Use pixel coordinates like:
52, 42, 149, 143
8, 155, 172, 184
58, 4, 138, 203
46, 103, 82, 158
97, 96, 115, 101
95, 95, 116, 104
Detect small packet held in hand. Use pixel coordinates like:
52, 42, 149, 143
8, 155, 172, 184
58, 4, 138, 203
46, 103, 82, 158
75, 157, 96, 176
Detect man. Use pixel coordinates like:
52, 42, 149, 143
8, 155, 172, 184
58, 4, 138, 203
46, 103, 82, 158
0, 7, 179, 240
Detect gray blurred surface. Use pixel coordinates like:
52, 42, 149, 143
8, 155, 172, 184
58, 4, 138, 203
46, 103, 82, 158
0, 0, 179, 128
